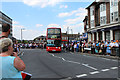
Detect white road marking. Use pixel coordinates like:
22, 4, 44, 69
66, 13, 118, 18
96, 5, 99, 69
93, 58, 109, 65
112, 60, 117, 62
90, 71, 99, 74
82, 63, 98, 70
102, 58, 110, 61
62, 58, 65, 61
111, 67, 118, 69
76, 74, 87, 78
49, 53, 98, 70
101, 69, 110, 72
70, 52, 74, 54
60, 77, 72, 80
66, 60, 81, 64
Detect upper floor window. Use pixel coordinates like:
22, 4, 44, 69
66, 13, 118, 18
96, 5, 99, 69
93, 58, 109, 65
111, 11, 118, 22
100, 16, 106, 25
111, 0, 118, 6
100, 3, 106, 12
90, 6, 94, 16
91, 20, 95, 28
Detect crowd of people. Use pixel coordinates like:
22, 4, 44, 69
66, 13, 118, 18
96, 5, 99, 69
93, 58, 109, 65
62, 40, 120, 57
16, 42, 47, 49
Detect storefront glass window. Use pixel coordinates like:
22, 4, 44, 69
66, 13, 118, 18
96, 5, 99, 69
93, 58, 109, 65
106, 31, 110, 41
114, 30, 120, 40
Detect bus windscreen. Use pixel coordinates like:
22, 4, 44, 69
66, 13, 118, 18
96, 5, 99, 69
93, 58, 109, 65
47, 40, 61, 47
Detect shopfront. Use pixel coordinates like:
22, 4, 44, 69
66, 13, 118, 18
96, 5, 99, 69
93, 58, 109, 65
114, 29, 120, 40
105, 31, 110, 41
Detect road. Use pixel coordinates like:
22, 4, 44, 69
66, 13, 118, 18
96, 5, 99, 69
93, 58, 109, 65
20, 49, 119, 79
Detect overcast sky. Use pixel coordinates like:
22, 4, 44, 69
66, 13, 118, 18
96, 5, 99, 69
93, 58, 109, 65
1, 0, 93, 40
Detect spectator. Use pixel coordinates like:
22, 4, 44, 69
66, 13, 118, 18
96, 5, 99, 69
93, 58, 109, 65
114, 40, 119, 56
74, 43, 77, 52
0, 38, 25, 78
110, 40, 115, 55
106, 41, 111, 56
76, 42, 79, 52
0, 23, 10, 38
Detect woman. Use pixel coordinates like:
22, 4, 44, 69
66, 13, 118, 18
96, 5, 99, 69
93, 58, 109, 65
0, 38, 25, 78
106, 41, 111, 56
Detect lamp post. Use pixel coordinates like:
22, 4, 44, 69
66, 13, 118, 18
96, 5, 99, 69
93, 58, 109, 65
21, 28, 25, 43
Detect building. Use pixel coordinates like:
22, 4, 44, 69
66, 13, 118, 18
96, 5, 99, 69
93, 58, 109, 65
0, 11, 12, 37
85, 0, 120, 42
62, 33, 80, 41
34, 36, 46, 43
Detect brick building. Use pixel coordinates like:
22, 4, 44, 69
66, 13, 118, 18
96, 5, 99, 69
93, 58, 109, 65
0, 11, 12, 37
84, 0, 120, 42
62, 33, 80, 41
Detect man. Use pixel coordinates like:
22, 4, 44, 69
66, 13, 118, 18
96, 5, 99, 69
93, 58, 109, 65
0, 23, 19, 53
0, 23, 11, 39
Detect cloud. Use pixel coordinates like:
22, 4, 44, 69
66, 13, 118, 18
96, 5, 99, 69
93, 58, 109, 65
13, 25, 45, 40
58, 7, 86, 17
59, 5, 68, 9
47, 24, 61, 28
36, 24, 43, 27
12, 21, 19, 25
63, 7, 87, 24
22, 0, 64, 8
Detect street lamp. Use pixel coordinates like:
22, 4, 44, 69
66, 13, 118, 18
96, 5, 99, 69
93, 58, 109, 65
21, 28, 25, 42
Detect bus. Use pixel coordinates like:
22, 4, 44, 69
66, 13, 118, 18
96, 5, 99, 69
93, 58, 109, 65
46, 28, 62, 52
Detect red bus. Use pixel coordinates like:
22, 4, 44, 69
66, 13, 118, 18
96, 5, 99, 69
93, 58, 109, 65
46, 27, 62, 52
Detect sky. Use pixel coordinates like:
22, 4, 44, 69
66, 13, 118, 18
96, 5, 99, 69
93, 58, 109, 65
1, 0, 93, 40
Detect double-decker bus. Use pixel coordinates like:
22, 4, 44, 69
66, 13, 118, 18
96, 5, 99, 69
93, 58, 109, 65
46, 27, 62, 52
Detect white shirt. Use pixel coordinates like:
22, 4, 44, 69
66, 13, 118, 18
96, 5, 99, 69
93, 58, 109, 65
74, 44, 77, 48
110, 43, 115, 47
114, 43, 119, 47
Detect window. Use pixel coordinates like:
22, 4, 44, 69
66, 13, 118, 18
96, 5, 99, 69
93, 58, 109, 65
90, 6, 94, 16
100, 16, 106, 25
111, 13, 114, 22
111, 0, 118, 6
100, 4, 106, 12
114, 12, 118, 21
111, 12, 118, 22
91, 20, 94, 28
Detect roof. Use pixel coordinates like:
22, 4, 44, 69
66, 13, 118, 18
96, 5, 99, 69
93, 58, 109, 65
86, 1, 97, 9
0, 11, 12, 20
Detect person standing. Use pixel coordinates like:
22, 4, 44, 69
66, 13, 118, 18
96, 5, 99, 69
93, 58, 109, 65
0, 23, 10, 38
110, 40, 115, 55
114, 40, 119, 56
74, 43, 77, 52
0, 38, 26, 78
106, 42, 111, 56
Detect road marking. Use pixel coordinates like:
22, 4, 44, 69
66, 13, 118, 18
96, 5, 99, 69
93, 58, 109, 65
112, 60, 117, 62
62, 58, 65, 61
101, 69, 110, 72
90, 71, 99, 74
111, 67, 118, 69
60, 77, 72, 80
70, 52, 74, 54
76, 74, 87, 78
102, 58, 110, 61
49, 53, 98, 70
66, 60, 80, 64
82, 63, 98, 70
